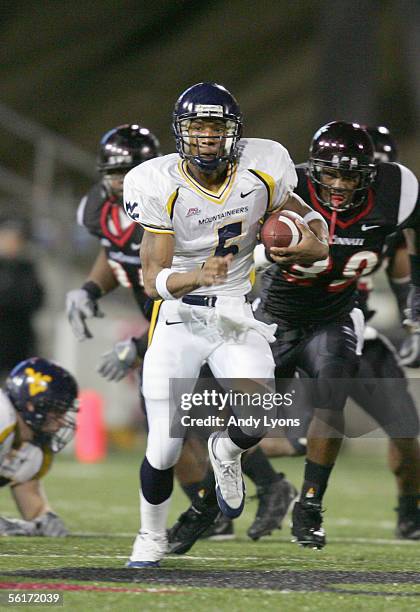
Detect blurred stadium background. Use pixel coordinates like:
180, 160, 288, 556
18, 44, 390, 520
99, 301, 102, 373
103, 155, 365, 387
0, 0, 419, 440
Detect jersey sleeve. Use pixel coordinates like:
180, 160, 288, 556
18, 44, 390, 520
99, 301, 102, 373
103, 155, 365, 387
123, 168, 174, 235
75, 183, 106, 238
250, 140, 298, 213
273, 146, 298, 210
33, 448, 53, 480
76, 194, 88, 228
395, 163, 420, 230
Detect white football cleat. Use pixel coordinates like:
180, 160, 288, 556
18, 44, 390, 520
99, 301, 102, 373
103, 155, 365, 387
126, 530, 168, 568
208, 432, 245, 519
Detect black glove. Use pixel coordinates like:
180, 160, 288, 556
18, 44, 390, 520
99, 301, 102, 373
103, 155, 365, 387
66, 281, 104, 341
97, 338, 139, 382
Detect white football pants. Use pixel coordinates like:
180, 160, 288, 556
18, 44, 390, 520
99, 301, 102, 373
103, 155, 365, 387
143, 296, 276, 470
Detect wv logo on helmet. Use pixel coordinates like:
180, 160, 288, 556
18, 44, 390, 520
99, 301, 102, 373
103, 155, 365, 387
24, 368, 52, 397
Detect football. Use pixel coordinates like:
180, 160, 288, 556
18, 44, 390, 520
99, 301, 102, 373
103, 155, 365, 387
260, 210, 305, 250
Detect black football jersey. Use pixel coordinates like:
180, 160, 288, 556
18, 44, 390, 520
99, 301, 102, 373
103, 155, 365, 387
77, 182, 149, 315
261, 162, 420, 326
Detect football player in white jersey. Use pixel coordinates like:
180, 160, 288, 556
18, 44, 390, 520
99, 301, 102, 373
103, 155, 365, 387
0, 358, 78, 536
123, 81, 329, 567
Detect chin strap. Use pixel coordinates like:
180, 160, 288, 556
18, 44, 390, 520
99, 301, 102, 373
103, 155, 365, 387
328, 209, 338, 245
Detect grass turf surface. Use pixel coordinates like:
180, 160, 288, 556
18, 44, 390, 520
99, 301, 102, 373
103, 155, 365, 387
0, 442, 419, 610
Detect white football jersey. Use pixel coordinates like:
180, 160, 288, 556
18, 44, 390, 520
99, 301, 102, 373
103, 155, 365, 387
124, 138, 297, 296
0, 390, 17, 464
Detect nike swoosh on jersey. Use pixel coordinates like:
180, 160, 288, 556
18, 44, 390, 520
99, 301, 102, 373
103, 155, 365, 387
240, 190, 256, 198
130, 243, 142, 250
165, 321, 184, 326
361, 224, 380, 231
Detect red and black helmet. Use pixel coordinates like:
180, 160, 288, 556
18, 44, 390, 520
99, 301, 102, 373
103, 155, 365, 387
308, 121, 377, 210
97, 124, 161, 173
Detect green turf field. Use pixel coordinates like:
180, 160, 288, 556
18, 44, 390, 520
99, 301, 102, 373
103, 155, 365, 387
0, 442, 419, 611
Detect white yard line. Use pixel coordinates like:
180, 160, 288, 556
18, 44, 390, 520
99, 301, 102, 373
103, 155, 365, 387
0, 538, 416, 564
69, 518, 396, 537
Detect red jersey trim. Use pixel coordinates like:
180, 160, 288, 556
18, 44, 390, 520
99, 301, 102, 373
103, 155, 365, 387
100, 200, 136, 247
307, 179, 374, 229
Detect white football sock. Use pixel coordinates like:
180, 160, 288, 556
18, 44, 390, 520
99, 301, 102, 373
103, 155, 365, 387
139, 491, 171, 535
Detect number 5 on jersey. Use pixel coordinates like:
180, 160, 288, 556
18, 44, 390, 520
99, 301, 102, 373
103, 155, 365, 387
214, 221, 243, 257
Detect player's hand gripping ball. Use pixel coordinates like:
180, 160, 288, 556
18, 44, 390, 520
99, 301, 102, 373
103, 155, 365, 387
260, 210, 305, 250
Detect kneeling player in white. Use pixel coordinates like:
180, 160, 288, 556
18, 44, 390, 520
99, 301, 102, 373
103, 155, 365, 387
123, 82, 329, 566
0, 358, 79, 536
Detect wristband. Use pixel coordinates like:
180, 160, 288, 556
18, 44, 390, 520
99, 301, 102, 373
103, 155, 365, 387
155, 268, 176, 300
409, 255, 420, 287
253, 243, 274, 269
303, 210, 328, 230
81, 280, 103, 300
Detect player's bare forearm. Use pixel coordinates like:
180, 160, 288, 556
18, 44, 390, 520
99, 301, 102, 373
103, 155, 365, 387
141, 231, 201, 298
11, 480, 50, 521
270, 193, 329, 264
87, 248, 118, 294
281, 193, 329, 246
404, 227, 420, 255
141, 231, 234, 298
166, 254, 233, 297
140, 231, 174, 297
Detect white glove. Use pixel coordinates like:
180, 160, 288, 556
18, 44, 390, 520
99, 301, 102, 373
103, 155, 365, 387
0, 513, 68, 537
0, 443, 43, 483
35, 512, 68, 537
253, 244, 274, 272
403, 286, 420, 333
66, 286, 104, 341
0, 516, 37, 536
97, 338, 139, 382
399, 333, 420, 368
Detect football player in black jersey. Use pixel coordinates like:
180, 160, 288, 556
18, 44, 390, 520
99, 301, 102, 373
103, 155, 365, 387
364, 125, 419, 369
253, 121, 420, 548
65, 124, 161, 372
258, 124, 419, 541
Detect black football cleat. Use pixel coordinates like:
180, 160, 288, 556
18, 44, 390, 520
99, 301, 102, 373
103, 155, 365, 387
395, 506, 420, 540
247, 475, 298, 541
199, 513, 235, 540
291, 500, 326, 549
167, 503, 221, 555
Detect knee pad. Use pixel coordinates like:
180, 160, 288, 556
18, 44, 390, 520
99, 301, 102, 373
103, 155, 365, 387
145, 433, 183, 471
312, 372, 354, 412
144, 399, 184, 470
